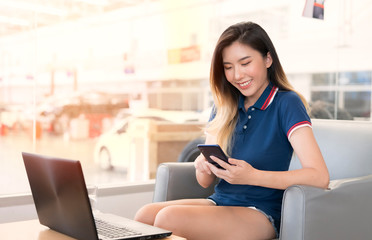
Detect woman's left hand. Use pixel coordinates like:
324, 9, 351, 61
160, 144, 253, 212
208, 156, 257, 185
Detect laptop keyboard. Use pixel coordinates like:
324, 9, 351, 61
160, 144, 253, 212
96, 218, 142, 239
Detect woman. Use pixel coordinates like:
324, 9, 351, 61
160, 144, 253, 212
135, 21, 329, 240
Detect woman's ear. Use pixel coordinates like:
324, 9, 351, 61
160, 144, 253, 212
265, 52, 273, 68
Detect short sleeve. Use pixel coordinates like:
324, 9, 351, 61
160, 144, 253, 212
279, 91, 311, 140
203, 105, 217, 136
208, 105, 217, 122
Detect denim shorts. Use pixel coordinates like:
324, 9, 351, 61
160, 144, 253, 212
207, 199, 279, 238
248, 206, 279, 238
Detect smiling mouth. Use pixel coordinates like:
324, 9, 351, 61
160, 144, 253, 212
238, 79, 252, 87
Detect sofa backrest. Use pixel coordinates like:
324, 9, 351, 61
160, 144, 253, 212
289, 119, 372, 180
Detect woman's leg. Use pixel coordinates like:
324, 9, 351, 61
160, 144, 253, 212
135, 199, 276, 240
134, 199, 214, 225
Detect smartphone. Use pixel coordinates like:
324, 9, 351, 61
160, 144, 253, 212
197, 144, 230, 169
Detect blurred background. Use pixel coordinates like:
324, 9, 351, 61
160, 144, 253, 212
1, 0, 371, 196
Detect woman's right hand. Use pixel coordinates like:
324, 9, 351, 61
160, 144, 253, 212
194, 153, 212, 175
194, 134, 218, 187
195, 153, 216, 188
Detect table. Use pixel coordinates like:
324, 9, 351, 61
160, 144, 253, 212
0, 219, 186, 240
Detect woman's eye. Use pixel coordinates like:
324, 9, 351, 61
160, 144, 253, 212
242, 62, 250, 66
224, 66, 232, 70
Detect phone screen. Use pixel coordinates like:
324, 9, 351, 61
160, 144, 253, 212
197, 144, 229, 169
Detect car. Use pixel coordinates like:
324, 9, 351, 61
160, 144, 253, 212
0, 104, 25, 130
93, 109, 203, 171
38, 91, 129, 135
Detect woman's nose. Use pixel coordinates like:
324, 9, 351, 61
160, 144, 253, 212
234, 68, 243, 80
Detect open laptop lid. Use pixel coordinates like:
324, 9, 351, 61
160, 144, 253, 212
22, 152, 99, 240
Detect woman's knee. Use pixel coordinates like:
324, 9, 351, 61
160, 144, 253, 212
134, 203, 160, 225
153, 205, 184, 230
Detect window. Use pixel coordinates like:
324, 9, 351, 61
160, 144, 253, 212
309, 71, 372, 120
1, 0, 372, 196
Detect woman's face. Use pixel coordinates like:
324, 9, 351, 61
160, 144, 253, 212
222, 41, 272, 107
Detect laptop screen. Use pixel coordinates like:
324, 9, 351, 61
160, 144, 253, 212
22, 152, 99, 240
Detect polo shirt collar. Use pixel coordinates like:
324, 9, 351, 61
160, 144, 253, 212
238, 83, 279, 111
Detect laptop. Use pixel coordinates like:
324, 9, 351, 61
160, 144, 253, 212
22, 152, 172, 240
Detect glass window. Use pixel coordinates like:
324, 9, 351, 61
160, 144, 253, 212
308, 71, 372, 120
312, 73, 336, 86
1, 0, 372, 196
344, 92, 371, 119
339, 72, 372, 85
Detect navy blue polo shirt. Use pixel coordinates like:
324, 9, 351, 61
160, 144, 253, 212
208, 83, 311, 232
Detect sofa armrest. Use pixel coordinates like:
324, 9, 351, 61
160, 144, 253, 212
280, 174, 372, 240
152, 162, 217, 202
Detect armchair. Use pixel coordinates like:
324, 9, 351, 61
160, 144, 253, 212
153, 119, 372, 240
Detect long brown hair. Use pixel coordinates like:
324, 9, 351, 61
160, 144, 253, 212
208, 21, 308, 154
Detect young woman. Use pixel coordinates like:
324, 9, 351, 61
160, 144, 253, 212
134, 21, 329, 240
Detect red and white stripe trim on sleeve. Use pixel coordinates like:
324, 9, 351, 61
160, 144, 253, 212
287, 121, 312, 139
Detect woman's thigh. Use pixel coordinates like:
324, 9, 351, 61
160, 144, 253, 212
134, 198, 214, 225
154, 205, 276, 240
